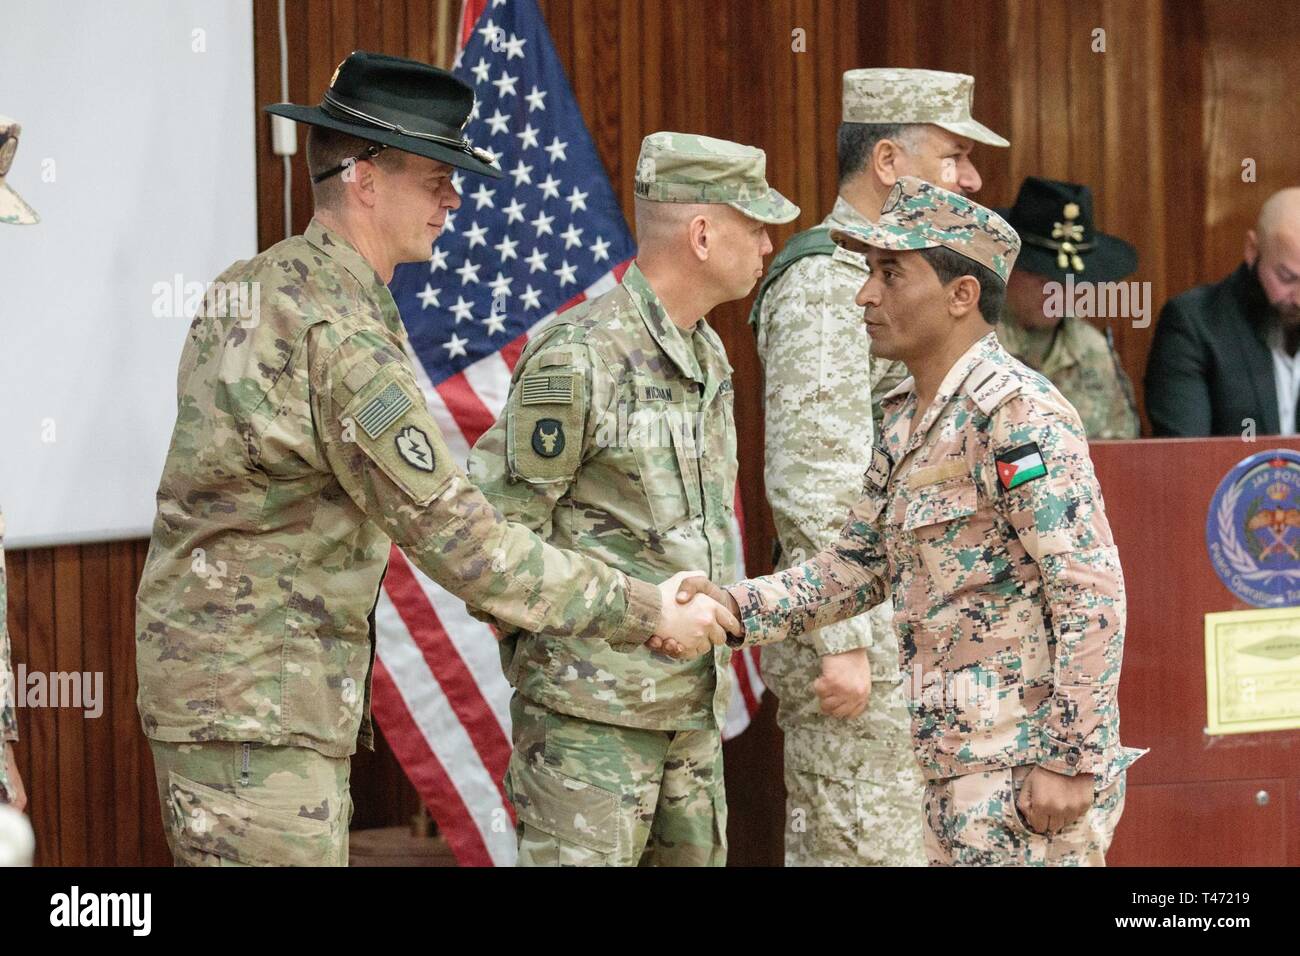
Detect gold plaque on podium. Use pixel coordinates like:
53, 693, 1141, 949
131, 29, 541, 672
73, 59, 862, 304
1205, 608, 1300, 734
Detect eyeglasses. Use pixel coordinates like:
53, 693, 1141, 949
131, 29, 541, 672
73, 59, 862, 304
310, 142, 390, 185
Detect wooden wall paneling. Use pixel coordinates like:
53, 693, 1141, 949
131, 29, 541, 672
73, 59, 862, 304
23, 549, 58, 865
52, 547, 86, 866
79, 543, 111, 866
253, 0, 285, 249
406, 0, 432, 63
285, 0, 315, 238
1160, 0, 1205, 302
331, 0, 359, 71
381, 0, 409, 54
1006, 0, 1041, 187
355, 0, 384, 68
1202, 0, 1300, 280
616, 0, 643, 220
109, 541, 144, 865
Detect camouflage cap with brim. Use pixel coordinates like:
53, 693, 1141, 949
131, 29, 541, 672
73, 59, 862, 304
634, 131, 800, 224
841, 68, 1009, 148
0, 116, 39, 225
830, 176, 1021, 282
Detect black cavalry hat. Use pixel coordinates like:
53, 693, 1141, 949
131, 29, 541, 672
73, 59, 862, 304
265, 50, 502, 179
998, 177, 1137, 283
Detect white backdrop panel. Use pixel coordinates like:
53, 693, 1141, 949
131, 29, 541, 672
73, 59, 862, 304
0, 0, 257, 547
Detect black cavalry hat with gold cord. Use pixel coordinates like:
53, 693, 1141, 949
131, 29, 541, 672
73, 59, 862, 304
998, 177, 1137, 283
265, 50, 502, 180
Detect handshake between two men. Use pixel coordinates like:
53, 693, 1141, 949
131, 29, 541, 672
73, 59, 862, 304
650, 571, 876, 723
649, 571, 743, 660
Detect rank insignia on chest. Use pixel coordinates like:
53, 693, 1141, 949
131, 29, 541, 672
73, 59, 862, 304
864, 445, 893, 493
995, 442, 1047, 491
531, 418, 566, 458
395, 425, 436, 472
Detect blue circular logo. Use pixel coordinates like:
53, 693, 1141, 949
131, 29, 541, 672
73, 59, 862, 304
1206, 449, 1300, 607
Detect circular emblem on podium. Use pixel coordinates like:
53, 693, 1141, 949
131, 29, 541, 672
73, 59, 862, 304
1206, 449, 1300, 607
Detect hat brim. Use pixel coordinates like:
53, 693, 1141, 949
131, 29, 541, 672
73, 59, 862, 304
264, 103, 504, 179
728, 187, 800, 225
829, 223, 938, 257
0, 182, 39, 224
994, 212, 1138, 283
933, 118, 1009, 148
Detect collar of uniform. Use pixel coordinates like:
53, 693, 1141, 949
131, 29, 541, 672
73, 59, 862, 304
824, 193, 874, 231
900, 330, 1001, 455
622, 261, 705, 382
304, 218, 407, 340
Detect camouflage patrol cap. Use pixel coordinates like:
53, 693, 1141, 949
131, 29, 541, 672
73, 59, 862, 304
841, 69, 1009, 148
0, 117, 39, 225
634, 131, 799, 224
830, 176, 1020, 282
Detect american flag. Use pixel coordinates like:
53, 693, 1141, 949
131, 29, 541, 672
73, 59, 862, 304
373, 0, 765, 867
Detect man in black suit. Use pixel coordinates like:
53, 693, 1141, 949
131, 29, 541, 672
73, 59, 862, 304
1146, 187, 1300, 436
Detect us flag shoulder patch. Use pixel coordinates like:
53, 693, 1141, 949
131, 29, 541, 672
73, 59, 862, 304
995, 442, 1048, 491
355, 382, 413, 439
520, 373, 575, 406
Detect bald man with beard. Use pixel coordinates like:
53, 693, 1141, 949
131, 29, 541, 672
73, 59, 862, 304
1147, 187, 1300, 436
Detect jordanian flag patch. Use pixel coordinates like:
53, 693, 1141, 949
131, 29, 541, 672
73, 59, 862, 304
995, 442, 1048, 490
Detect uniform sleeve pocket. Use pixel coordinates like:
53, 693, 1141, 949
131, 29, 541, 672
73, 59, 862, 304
507, 371, 586, 483
167, 772, 337, 867
340, 367, 455, 507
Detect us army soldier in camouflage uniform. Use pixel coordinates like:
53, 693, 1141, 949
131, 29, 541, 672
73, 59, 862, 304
1, 115, 37, 812
679, 179, 1145, 865
995, 177, 1140, 439
748, 69, 1006, 866
135, 54, 735, 867
469, 133, 798, 866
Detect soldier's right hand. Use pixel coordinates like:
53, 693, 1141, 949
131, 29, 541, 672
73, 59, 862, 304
651, 571, 739, 660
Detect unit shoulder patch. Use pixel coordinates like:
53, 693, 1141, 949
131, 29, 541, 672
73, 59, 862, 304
395, 425, 436, 472
995, 442, 1047, 491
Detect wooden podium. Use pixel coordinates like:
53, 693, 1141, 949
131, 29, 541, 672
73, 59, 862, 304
723, 437, 1300, 866
1094, 437, 1300, 867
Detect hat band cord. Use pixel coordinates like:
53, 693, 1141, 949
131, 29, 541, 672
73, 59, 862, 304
321, 91, 472, 151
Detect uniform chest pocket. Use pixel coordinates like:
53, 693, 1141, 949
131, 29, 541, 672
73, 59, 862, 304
903, 476, 982, 600
628, 398, 702, 532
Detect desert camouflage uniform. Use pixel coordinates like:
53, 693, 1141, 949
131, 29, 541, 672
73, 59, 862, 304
469, 132, 798, 866
997, 312, 1139, 439
136, 219, 663, 866
728, 179, 1143, 866
0, 508, 17, 803
750, 196, 920, 867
